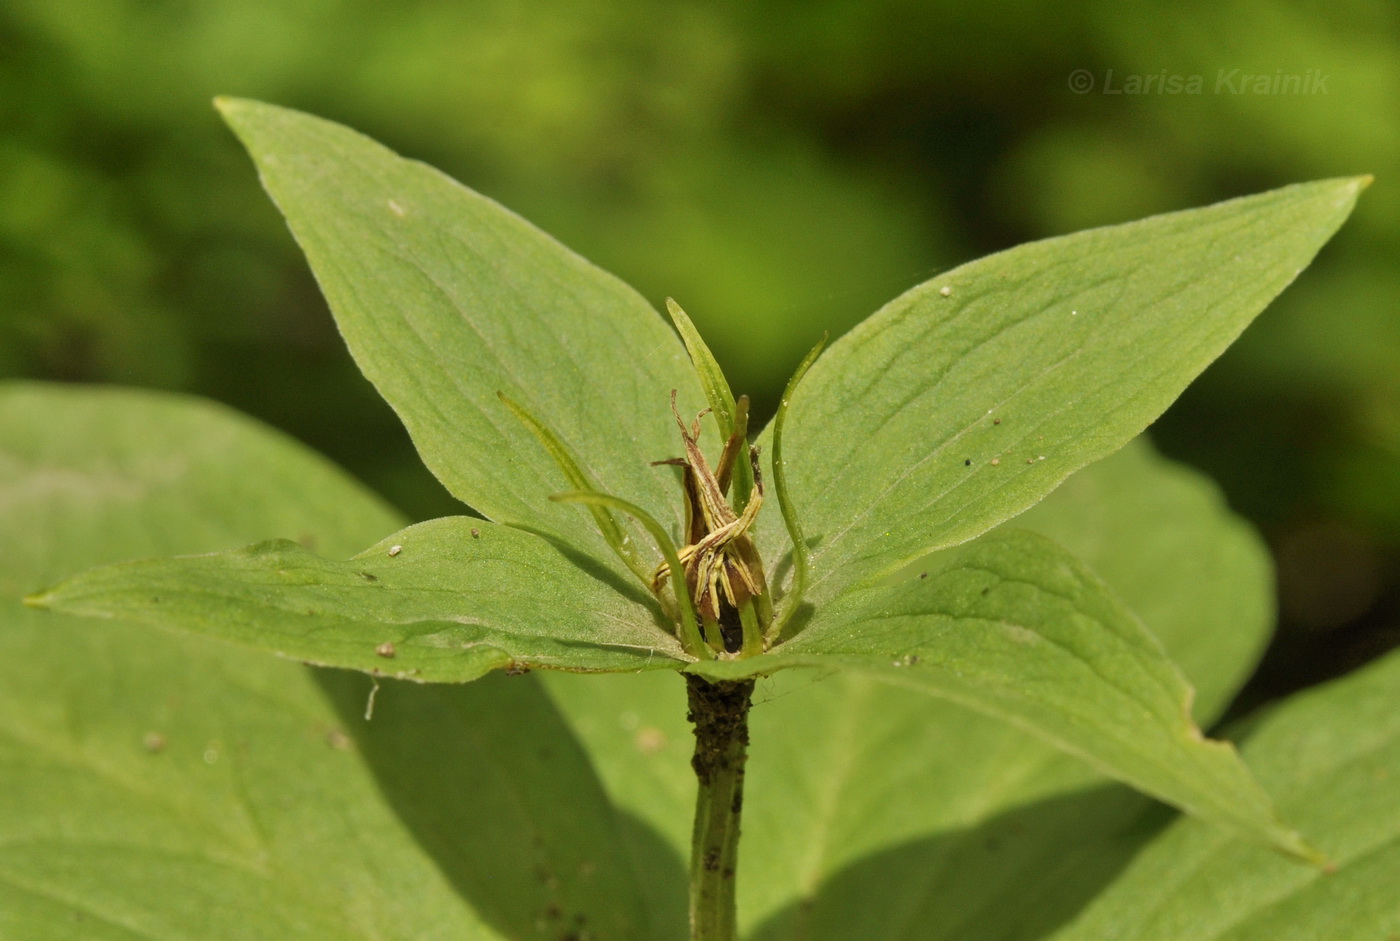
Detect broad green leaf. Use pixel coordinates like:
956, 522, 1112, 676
30, 515, 686, 682
545, 441, 1281, 937
742, 672, 1166, 941
753, 176, 1367, 606
1052, 647, 1400, 941
689, 527, 1310, 860
216, 97, 707, 579
1, 383, 654, 938
0, 383, 402, 567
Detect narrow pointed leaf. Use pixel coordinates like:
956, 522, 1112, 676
690, 527, 1311, 860
216, 97, 706, 576
31, 516, 686, 682
1, 383, 653, 937
547, 441, 1283, 938
755, 177, 1366, 604
1054, 648, 1400, 941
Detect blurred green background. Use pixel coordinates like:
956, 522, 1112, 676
3, 0, 1396, 715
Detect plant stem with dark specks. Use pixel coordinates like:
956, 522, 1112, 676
687, 674, 754, 941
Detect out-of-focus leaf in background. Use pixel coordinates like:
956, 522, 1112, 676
1, 0, 1396, 701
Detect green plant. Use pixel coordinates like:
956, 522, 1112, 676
7, 100, 1395, 939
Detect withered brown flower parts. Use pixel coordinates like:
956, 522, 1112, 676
649, 391, 770, 654
509, 310, 821, 662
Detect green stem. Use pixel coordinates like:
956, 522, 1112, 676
687, 674, 754, 941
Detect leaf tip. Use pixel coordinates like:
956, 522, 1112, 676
1319, 174, 1373, 210
21, 589, 54, 610
212, 95, 255, 120
1259, 814, 1329, 867
1288, 835, 1332, 870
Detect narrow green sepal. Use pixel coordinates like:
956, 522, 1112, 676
665, 298, 755, 511
499, 392, 650, 583
768, 334, 827, 644
551, 489, 711, 661
738, 598, 763, 659
21, 592, 51, 609
665, 298, 737, 435
701, 615, 725, 654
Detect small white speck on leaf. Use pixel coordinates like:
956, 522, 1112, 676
990, 458, 1000, 466
939, 285, 953, 297
376, 641, 396, 658
1071, 310, 1078, 316
365, 679, 380, 721
388, 545, 402, 557
387, 199, 405, 216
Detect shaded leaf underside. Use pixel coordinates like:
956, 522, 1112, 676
0, 383, 655, 939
